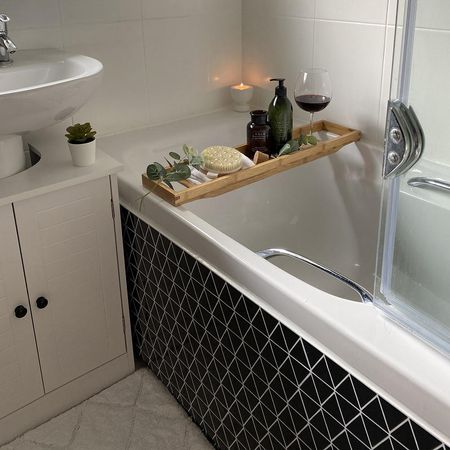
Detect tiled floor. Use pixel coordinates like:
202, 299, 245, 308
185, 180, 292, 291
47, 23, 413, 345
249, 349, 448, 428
1, 369, 213, 450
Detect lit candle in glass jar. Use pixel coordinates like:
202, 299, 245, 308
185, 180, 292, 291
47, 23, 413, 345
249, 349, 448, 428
230, 83, 254, 112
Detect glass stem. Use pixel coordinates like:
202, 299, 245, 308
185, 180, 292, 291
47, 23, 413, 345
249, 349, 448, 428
309, 113, 314, 136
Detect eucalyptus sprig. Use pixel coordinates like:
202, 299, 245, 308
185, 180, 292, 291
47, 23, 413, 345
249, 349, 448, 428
145, 144, 203, 190
138, 145, 203, 210
278, 134, 318, 157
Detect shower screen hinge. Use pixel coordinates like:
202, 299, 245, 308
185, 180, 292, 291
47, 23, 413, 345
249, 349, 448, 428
383, 100, 424, 178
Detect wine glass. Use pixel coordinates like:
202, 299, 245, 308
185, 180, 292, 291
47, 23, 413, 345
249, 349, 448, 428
294, 68, 332, 137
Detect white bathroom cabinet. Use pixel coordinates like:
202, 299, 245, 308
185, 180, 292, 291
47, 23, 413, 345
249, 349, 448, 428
0, 205, 44, 420
0, 172, 134, 445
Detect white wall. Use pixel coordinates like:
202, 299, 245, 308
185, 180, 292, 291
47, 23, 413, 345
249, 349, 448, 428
242, 0, 398, 150
409, 0, 450, 166
242, 0, 450, 169
0, 0, 242, 136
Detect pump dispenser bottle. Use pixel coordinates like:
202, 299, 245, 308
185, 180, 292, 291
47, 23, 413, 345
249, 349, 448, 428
268, 78, 293, 155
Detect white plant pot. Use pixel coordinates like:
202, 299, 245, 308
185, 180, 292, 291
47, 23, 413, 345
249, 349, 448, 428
68, 139, 96, 167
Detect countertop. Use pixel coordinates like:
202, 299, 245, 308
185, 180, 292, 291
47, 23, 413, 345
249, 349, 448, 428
0, 134, 122, 207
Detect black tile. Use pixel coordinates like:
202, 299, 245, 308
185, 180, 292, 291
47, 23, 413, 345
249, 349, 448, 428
347, 415, 370, 447
121, 208, 447, 450
312, 374, 334, 404
286, 438, 304, 450
323, 410, 345, 440
298, 425, 316, 450
309, 423, 330, 449
290, 357, 310, 385
310, 410, 329, 440
362, 397, 387, 431
347, 430, 370, 450
302, 393, 321, 420
312, 356, 333, 388
289, 339, 309, 368
299, 375, 320, 405
391, 420, 418, 450
336, 376, 359, 408
410, 421, 441, 450
363, 415, 389, 448
391, 437, 410, 450
379, 397, 408, 432
350, 376, 377, 409
332, 430, 352, 450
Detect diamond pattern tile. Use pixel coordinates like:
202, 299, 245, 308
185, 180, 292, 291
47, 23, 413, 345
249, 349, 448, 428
122, 207, 449, 450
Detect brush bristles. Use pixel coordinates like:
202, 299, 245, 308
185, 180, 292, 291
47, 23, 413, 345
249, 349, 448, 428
201, 146, 242, 174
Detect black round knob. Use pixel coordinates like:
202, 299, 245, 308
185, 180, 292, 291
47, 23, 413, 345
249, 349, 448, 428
36, 297, 48, 309
14, 305, 28, 319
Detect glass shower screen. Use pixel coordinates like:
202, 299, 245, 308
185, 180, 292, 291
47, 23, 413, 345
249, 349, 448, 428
375, 0, 450, 354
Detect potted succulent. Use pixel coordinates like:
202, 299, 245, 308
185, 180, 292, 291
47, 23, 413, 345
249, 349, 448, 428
65, 122, 97, 167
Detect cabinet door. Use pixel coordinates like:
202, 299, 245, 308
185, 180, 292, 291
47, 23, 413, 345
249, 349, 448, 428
0, 205, 43, 419
14, 178, 126, 392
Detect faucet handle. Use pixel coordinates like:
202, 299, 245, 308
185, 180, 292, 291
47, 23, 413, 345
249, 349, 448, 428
0, 14, 10, 34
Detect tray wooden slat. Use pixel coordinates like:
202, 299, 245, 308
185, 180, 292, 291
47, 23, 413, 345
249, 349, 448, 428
142, 120, 361, 206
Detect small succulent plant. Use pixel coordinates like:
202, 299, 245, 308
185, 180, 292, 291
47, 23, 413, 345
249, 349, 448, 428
65, 122, 97, 144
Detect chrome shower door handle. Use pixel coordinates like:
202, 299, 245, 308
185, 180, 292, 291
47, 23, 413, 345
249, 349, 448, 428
256, 248, 373, 304
408, 177, 450, 193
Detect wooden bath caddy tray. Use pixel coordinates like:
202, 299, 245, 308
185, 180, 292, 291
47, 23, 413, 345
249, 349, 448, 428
142, 120, 361, 206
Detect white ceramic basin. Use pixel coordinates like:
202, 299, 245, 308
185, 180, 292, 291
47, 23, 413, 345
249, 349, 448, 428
0, 49, 103, 134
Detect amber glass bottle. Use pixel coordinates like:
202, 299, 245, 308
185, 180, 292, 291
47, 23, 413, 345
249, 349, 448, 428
246, 110, 270, 159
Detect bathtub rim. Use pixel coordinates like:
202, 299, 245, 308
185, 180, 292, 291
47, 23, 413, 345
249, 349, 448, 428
120, 182, 450, 444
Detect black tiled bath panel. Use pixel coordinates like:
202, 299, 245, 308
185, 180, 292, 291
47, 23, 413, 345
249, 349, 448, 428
122, 207, 448, 450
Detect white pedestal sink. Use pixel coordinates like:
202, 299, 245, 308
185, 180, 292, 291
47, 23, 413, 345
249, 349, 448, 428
0, 49, 103, 179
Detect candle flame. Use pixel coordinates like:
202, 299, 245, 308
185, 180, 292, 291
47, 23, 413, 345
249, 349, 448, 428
232, 82, 252, 91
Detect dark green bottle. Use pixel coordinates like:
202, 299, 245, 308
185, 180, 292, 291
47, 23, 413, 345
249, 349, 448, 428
268, 78, 293, 155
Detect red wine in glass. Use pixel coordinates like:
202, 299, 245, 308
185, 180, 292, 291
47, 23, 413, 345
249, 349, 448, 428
295, 94, 331, 113
295, 69, 332, 136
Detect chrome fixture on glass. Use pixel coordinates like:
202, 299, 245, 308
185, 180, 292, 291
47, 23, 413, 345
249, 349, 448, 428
383, 100, 424, 178
0, 14, 16, 66
256, 248, 373, 304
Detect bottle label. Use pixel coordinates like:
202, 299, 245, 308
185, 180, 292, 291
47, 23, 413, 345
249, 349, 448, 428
253, 131, 268, 140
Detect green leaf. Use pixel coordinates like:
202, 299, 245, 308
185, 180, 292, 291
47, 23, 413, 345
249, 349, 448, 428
146, 164, 161, 180
300, 134, 309, 146
164, 157, 173, 168
153, 162, 167, 177
307, 135, 318, 145
65, 122, 96, 143
278, 139, 300, 157
182, 144, 191, 157
163, 180, 174, 189
190, 155, 203, 168
169, 152, 181, 160
166, 169, 191, 182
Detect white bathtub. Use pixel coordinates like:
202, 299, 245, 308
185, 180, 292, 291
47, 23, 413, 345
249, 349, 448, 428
101, 110, 450, 442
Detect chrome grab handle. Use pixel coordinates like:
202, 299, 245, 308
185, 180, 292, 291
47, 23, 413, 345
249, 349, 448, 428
0, 14, 10, 34
256, 248, 373, 304
408, 177, 450, 194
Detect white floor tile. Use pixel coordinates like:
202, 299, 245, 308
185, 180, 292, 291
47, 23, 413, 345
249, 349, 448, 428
22, 405, 82, 447
1, 369, 213, 450
91, 370, 144, 407
69, 402, 134, 450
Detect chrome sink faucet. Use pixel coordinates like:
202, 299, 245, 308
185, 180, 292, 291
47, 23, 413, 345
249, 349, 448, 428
0, 14, 16, 66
